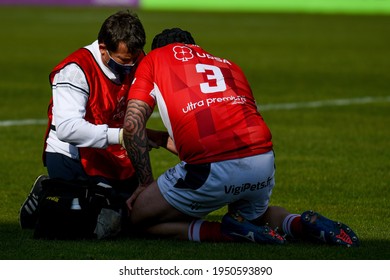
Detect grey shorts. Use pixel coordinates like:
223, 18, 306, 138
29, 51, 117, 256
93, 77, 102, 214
157, 151, 275, 220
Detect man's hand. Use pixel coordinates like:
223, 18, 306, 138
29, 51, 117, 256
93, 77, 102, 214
146, 129, 168, 147
126, 184, 148, 212
146, 129, 178, 154
119, 128, 125, 148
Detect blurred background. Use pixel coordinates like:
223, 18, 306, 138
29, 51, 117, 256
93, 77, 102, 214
1, 0, 390, 13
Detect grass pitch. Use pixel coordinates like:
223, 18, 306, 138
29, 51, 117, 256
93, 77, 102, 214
0, 7, 389, 260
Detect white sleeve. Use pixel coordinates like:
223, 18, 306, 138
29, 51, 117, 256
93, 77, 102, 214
51, 63, 120, 148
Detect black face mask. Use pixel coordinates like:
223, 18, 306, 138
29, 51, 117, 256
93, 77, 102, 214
106, 50, 135, 76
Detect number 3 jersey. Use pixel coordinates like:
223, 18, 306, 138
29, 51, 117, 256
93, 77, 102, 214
129, 43, 273, 164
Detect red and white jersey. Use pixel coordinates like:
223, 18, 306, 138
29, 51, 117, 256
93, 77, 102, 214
129, 43, 272, 164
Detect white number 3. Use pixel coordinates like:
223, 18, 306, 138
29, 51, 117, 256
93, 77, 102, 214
195, 64, 227, 94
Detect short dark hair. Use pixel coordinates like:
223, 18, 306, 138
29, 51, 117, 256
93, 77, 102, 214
151, 28, 195, 50
98, 10, 146, 54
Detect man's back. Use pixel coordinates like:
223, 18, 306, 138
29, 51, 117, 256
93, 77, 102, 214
130, 43, 273, 164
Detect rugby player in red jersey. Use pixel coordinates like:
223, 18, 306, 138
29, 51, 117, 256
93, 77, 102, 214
122, 28, 359, 247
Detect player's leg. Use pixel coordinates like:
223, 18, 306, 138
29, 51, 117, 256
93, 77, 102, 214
220, 151, 286, 244
130, 181, 193, 225
252, 205, 291, 231
130, 181, 282, 243
129, 162, 232, 242
130, 155, 285, 244
129, 181, 230, 241
254, 206, 359, 247
299, 210, 359, 247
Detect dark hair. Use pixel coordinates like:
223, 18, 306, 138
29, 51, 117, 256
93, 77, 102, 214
98, 10, 146, 54
151, 28, 195, 50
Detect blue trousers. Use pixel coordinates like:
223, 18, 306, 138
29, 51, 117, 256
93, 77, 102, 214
44, 152, 138, 191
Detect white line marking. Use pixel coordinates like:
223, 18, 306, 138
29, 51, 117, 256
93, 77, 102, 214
258, 96, 390, 111
0, 119, 47, 127
1, 96, 389, 127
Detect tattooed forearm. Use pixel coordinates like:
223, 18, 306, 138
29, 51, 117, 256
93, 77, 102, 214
123, 99, 154, 187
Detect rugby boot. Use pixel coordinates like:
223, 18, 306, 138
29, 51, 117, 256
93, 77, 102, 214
301, 210, 359, 247
221, 212, 286, 245
19, 175, 49, 229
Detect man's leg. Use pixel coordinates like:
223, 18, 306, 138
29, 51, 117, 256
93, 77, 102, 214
130, 182, 233, 242
130, 181, 193, 239
252, 206, 291, 231
45, 152, 88, 181
254, 206, 359, 247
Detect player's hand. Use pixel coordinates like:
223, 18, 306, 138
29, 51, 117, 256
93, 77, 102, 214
146, 129, 168, 148
166, 136, 178, 155
147, 139, 159, 150
126, 184, 147, 212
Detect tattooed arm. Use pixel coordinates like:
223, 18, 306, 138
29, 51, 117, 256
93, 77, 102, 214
123, 99, 154, 189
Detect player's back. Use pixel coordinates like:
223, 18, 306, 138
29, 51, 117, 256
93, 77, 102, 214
145, 43, 273, 164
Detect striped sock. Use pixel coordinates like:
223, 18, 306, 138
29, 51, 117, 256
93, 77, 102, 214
282, 214, 302, 238
188, 220, 204, 242
188, 220, 232, 242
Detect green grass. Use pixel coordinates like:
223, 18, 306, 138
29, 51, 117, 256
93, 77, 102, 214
0, 7, 389, 260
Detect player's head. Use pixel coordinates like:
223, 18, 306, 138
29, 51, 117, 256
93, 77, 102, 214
151, 28, 195, 50
98, 10, 146, 54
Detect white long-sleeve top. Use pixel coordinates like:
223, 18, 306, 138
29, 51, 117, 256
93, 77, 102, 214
45, 40, 121, 160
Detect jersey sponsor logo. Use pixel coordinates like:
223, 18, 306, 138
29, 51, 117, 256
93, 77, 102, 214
224, 177, 273, 195
173, 46, 194, 62
182, 95, 247, 113
195, 52, 232, 65
172, 46, 231, 65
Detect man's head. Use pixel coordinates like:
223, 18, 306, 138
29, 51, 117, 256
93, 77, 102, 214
98, 10, 145, 54
98, 10, 146, 78
151, 28, 195, 50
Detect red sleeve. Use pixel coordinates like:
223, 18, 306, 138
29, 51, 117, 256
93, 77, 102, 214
128, 54, 156, 109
